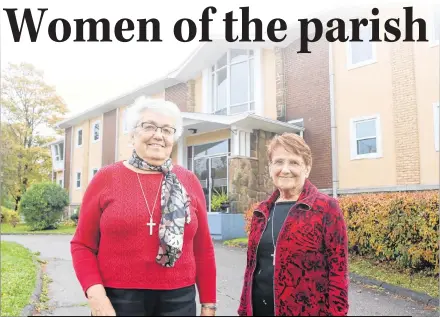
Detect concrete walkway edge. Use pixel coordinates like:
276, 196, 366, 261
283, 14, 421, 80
350, 273, 439, 306
21, 255, 44, 317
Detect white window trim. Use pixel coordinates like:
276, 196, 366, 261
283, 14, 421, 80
350, 114, 382, 160
346, 27, 377, 70
76, 128, 83, 148
53, 144, 60, 162
231, 126, 253, 157
429, 12, 439, 47
434, 102, 439, 152
91, 168, 99, 179
75, 171, 81, 190
59, 179, 64, 188
91, 120, 101, 143
202, 49, 263, 116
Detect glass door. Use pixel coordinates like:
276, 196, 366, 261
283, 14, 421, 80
193, 155, 228, 212
210, 156, 228, 212
193, 158, 209, 212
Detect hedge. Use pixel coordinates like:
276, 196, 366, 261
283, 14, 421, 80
244, 190, 438, 273
339, 190, 438, 272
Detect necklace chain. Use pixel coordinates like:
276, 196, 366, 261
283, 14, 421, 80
136, 173, 162, 230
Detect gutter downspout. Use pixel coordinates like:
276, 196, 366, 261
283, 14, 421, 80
329, 42, 339, 198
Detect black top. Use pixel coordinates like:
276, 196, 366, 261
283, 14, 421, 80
252, 201, 296, 316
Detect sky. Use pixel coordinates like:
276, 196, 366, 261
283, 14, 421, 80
1, 0, 427, 122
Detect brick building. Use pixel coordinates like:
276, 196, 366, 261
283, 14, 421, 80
49, 5, 439, 239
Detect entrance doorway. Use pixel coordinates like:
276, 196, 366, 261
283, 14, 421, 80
189, 140, 229, 212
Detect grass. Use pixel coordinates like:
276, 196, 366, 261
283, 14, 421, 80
349, 255, 438, 298
35, 269, 52, 314
223, 237, 438, 299
223, 237, 248, 248
0, 241, 38, 316
1, 223, 76, 235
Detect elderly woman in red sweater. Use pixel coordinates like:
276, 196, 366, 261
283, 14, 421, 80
71, 96, 217, 316
238, 133, 349, 316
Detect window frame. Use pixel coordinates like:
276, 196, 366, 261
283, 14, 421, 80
208, 49, 256, 115
350, 114, 383, 160
346, 26, 377, 70
91, 120, 101, 143
76, 128, 83, 147
91, 168, 99, 178
75, 171, 81, 189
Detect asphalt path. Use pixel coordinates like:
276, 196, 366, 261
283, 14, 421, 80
1, 235, 437, 316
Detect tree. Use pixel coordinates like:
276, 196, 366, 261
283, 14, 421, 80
1, 62, 68, 210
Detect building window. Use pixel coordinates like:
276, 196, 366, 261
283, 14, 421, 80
92, 121, 100, 142
434, 102, 439, 151
54, 145, 60, 161
350, 114, 382, 160
53, 143, 64, 161
59, 179, 63, 187
91, 168, 99, 178
76, 172, 81, 189
347, 27, 376, 69
77, 129, 83, 147
209, 49, 255, 115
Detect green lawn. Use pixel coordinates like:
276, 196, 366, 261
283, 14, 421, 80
1, 223, 76, 235
223, 237, 438, 298
1, 241, 38, 316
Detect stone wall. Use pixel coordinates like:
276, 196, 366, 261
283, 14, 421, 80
228, 130, 277, 213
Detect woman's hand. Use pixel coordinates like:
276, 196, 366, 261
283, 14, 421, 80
87, 284, 116, 316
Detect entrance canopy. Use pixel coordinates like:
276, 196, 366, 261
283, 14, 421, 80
181, 112, 304, 136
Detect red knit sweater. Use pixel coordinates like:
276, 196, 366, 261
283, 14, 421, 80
70, 161, 216, 303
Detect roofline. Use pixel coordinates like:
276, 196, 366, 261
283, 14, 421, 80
55, 4, 381, 129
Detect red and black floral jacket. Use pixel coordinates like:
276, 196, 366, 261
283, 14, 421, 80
238, 179, 349, 316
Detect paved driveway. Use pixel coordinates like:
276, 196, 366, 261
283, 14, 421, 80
1, 235, 437, 316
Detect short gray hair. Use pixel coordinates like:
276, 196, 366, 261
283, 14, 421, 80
125, 96, 183, 141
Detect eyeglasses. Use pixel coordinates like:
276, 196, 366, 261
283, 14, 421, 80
136, 122, 176, 137
270, 159, 304, 169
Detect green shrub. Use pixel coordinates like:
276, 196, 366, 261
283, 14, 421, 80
19, 182, 69, 230
339, 190, 438, 273
242, 191, 438, 273
211, 189, 228, 212
1, 207, 20, 227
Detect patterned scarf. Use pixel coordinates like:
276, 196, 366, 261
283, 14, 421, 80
128, 149, 191, 267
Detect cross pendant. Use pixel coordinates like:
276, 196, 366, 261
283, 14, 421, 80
146, 217, 156, 235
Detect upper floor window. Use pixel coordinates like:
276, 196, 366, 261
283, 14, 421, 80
77, 128, 83, 147
76, 172, 81, 189
350, 114, 382, 160
92, 168, 99, 177
92, 121, 100, 142
53, 143, 64, 161
209, 49, 255, 115
347, 27, 376, 69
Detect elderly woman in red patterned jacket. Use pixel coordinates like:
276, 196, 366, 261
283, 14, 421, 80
238, 132, 349, 316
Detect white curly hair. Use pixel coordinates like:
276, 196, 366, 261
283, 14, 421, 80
125, 96, 183, 141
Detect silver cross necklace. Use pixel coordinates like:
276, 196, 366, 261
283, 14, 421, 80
271, 202, 278, 266
136, 173, 163, 235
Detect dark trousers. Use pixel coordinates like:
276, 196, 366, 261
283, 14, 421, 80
104, 284, 196, 316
